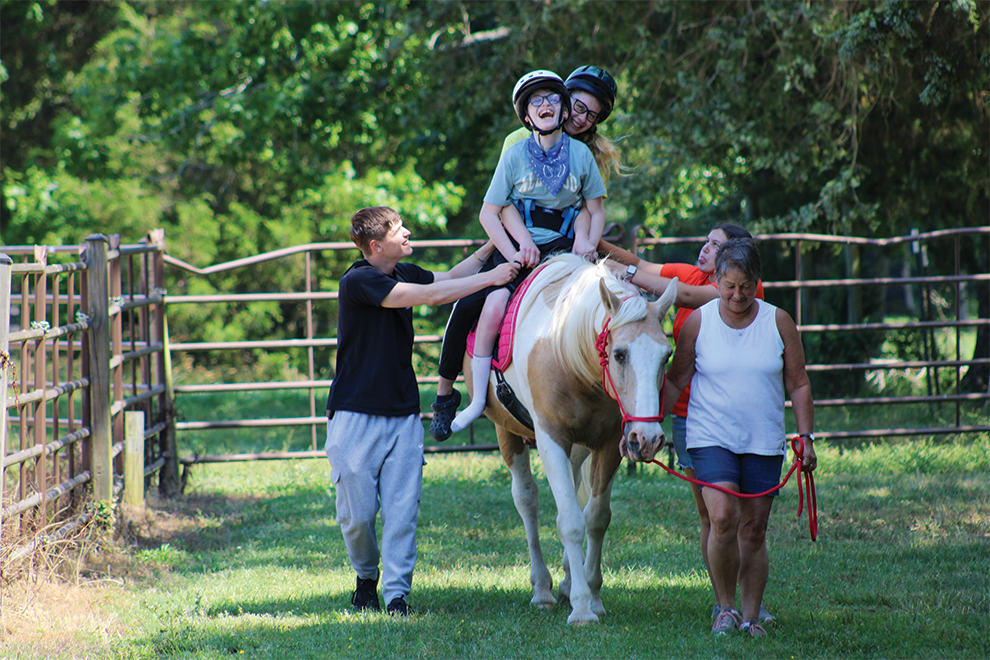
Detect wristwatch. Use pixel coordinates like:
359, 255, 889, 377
622, 265, 637, 283
799, 433, 815, 442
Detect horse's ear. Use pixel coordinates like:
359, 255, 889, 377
656, 277, 678, 316
599, 278, 622, 316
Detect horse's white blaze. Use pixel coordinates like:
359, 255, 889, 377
620, 334, 669, 461
628, 334, 668, 416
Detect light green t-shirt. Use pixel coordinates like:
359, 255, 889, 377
501, 126, 531, 156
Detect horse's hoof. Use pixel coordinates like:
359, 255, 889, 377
529, 587, 557, 610
531, 593, 556, 609
566, 611, 600, 625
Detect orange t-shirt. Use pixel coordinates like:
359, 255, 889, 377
660, 262, 765, 417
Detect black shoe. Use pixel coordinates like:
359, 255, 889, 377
387, 596, 411, 616
350, 576, 380, 611
429, 390, 461, 442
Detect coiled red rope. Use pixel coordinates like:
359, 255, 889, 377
650, 435, 818, 541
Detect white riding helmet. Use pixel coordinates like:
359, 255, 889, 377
512, 70, 570, 134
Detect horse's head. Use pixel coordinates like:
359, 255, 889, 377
598, 277, 678, 462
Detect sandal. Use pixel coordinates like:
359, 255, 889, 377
430, 390, 461, 442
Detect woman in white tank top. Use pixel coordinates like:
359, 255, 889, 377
662, 238, 818, 637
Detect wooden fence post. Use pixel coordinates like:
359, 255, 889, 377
147, 229, 179, 496
0, 254, 12, 545
124, 410, 145, 507
84, 235, 113, 501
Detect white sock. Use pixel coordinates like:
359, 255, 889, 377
451, 355, 493, 432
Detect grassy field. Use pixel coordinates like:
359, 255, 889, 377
3, 429, 988, 659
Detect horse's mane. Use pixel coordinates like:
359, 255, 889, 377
520, 253, 648, 390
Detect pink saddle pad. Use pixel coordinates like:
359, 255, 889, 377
465, 264, 546, 371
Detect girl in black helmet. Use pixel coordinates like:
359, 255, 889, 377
562, 65, 625, 187
442, 69, 607, 434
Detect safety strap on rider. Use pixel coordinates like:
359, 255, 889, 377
513, 199, 578, 239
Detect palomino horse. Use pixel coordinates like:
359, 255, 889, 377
465, 253, 677, 624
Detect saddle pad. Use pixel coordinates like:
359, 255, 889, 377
466, 264, 547, 371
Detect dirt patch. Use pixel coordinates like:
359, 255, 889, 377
1, 579, 127, 658
0, 491, 256, 657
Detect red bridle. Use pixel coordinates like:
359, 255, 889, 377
595, 315, 666, 428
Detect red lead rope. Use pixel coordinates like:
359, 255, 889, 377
650, 435, 818, 541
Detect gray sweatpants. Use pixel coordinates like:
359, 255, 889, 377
325, 412, 424, 605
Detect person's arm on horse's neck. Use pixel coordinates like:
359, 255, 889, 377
597, 239, 720, 309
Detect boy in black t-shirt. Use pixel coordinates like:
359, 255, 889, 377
325, 206, 518, 615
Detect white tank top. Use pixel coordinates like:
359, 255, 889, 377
686, 299, 787, 456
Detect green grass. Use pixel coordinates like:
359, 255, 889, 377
173, 380, 990, 462
7, 434, 987, 659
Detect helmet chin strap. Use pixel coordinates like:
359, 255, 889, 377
529, 113, 567, 137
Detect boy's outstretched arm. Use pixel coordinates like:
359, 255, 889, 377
381, 259, 520, 309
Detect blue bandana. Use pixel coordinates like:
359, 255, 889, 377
526, 133, 570, 196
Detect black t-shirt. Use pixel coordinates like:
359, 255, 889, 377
325, 259, 434, 417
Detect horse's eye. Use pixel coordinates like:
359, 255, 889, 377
613, 348, 627, 364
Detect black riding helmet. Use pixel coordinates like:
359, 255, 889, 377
564, 65, 617, 124
512, 70, 571, 136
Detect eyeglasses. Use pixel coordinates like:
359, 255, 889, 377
572, 99, 599, 123
529, 93, 562, 108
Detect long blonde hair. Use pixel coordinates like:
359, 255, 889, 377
575, 130, 631, 188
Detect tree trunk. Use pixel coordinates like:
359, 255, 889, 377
960, 238, 990, 392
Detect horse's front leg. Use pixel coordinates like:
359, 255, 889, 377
583, 449, 622, 618
558, 443, 591, 607
538, 436, 598, 625
498, 426, 555, 609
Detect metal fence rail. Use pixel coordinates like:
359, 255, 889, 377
4, 227, 987, 501
160, 227, 988, 470
636, 226, 990, 434
1, 234, 179, 550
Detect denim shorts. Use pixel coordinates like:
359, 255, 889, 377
671, 414, 692, 470
687, 445, 784, 496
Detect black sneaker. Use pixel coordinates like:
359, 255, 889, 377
386, 596, 411, 616
350, 576, 380, 611
429, 390, 461, 442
